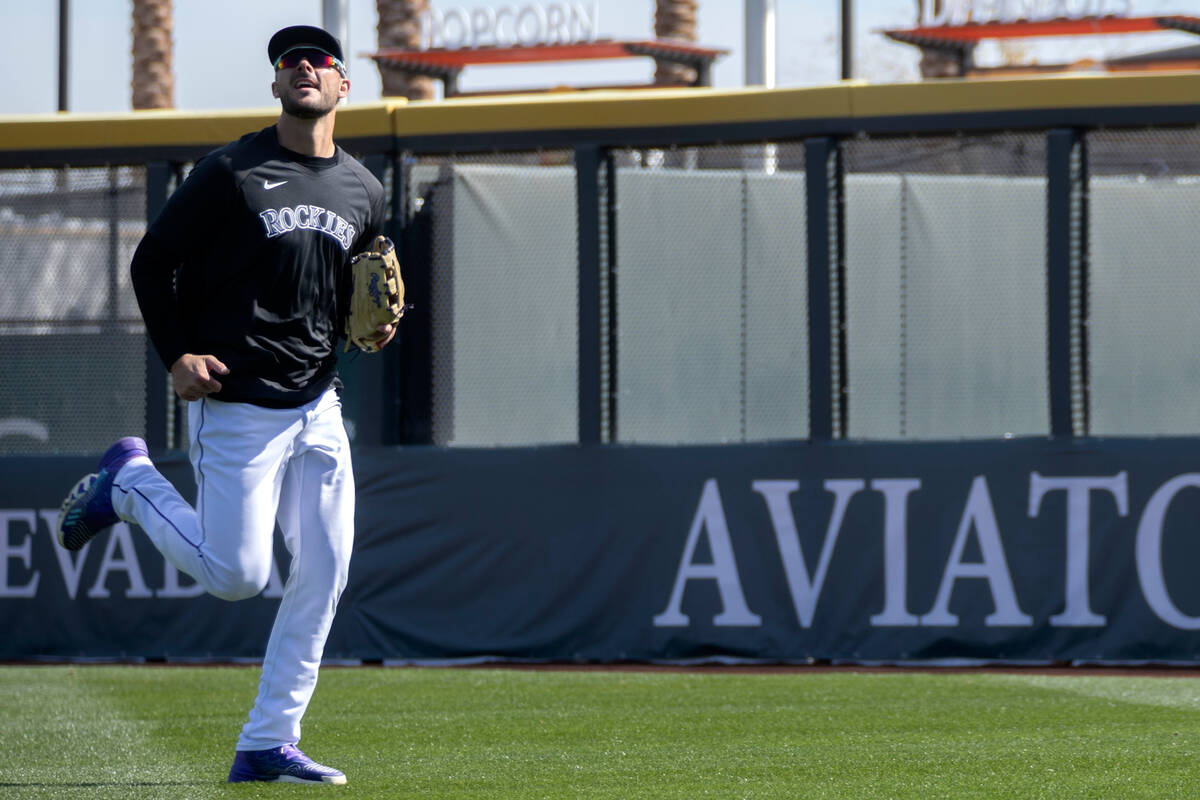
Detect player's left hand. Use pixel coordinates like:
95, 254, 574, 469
370, 323, 396, 350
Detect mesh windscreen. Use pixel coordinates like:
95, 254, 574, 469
842, 134, 1049, 440
609, 144, 809, 444
1087, 126, 1200, 435
0, 166, 147, 454
409, 151, 579, 446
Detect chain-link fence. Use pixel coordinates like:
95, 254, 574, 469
843, 133, 1049, 440
1087, 126, 1200, 436
7, 110, 1200, 452
608, 143, 808, 444
0, 166, 147, 454
403, 142, 811, 446
406, 150, 579, 446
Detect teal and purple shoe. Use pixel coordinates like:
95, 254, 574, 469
56, 437, 148, 550
228, 744, 347, 784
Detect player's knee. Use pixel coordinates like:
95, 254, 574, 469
210, 581, 262, 602
210, 565, 270, 601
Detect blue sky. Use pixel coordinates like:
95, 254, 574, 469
4, 0, 1194, 114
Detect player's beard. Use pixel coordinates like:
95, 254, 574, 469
279, 85, 339, 120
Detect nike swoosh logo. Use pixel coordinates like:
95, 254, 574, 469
263, 179, 288, 190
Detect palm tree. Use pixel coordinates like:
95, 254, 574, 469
376, 0, 434, 100
915, 0, 966, 78
131, 0, 174, 109
654, 0, 698, 86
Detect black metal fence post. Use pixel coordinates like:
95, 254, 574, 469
576, 144, 603, 445
397, 150, 435, 445
343, 153, 391, 447
806, 138, 841, 441
380, 150, 409, 445
143, 161, 171, 451
603, 151, 619, 444
1046, 128, 1088, 438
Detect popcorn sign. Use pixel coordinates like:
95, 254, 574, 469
422, 2, 600, 49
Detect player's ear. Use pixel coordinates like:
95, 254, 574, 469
271, 81, 280, 99
338, 77, 350, 100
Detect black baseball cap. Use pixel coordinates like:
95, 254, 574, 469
268, 25, 344, 67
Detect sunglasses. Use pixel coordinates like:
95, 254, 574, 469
274, 49, 345, 73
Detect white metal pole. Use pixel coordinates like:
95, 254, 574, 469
744, 0, 777, 172
744, 0, 776, 88
322, 0, 349, 62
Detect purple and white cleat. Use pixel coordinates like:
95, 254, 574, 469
56, 436, 149, 551
228, 744, 347, 784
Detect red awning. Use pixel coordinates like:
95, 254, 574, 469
369, 39, 728, 70
884, 15, 1200, 48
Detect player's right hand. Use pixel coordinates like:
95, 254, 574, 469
170, 354, 230, 401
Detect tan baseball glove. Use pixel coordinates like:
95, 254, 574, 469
344, 234, 407, 353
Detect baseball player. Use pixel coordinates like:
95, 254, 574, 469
55, 25, 392, 785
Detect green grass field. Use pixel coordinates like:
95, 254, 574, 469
1, 665, 1198, 798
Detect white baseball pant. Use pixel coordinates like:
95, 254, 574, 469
109, 386, 354, 750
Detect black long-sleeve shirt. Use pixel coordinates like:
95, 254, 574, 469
131, 125, 385, 408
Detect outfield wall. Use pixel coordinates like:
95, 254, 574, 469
5, 439, 1200, 663
7, 76, 1200, 662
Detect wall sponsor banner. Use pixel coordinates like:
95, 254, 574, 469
0, 453, 290, 659
4, 439, 1200, 662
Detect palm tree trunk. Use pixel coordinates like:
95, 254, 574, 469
131, 0, 174, 109
654, 0, 699, 86
915, 0, 965, 77
377, 0, 435, 100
